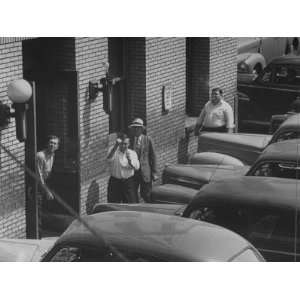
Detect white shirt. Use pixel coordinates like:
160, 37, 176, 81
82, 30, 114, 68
107, 148, 140, 179
36, 150, 54, 184
197, 99, 234, 128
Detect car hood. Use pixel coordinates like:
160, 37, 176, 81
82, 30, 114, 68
199, 132, 271, 150
163, 164, 250, 189
93, 202, 185, 217
0, 238, 57, 262
198, 132, 271, 165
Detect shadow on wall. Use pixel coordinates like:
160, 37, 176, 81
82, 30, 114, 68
85, 180, 100, 215
83, 88, 91, 147
177, 131, 191, 164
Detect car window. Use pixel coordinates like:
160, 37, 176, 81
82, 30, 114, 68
188, 206, 249, 236
257, 67, 272, 83
49, 246, 107, 262
251, 162, 300, 179
248, 211, 300, 254
232, 249, 261, 262
48, 245, 165, 262
274, 65, 300, 85
275, 131, 300, 143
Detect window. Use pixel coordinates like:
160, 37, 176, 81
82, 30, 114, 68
47, 245, 165, 262
250, 161, 300, 179
275, 131, 300, 143
188, 206, 249, 236
257, 67, 272, 83
248, 211, 299, 254
49, 246, 108, 262
274, 65, 300, 85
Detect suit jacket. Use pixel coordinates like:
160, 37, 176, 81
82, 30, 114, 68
130, 134, 157, 182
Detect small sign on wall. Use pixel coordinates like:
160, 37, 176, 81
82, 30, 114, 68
162, 83, 172, 113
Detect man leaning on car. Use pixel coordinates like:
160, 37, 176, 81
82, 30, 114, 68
194, 87, 234, 135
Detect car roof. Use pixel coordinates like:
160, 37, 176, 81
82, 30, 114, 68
258, 138, 300, 162
270, 55, 300, 66
56, 211, 253, 261
192, 176, 300, 211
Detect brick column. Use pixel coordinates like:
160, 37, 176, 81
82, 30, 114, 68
187, 37, 237, 115
145, 37, 186, 177
209, 37, 237, 109
0, 40, 26, 238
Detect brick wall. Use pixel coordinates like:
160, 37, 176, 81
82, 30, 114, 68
186, 37, 237, 116
209, 37, 237, 109
0, 41, 26, 238
145, 38, 186, 179
75, 38, 110, 214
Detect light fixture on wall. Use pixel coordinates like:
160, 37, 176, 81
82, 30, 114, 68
0, 79, 32, 142
88, 62, 122, 114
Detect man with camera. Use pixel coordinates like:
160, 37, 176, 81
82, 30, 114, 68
107, 132, 140, 203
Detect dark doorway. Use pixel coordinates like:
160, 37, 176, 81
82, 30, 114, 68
108, 37, 128, 133
22, 38, 80, 236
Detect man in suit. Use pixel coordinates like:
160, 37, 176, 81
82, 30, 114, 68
129, 118, 158, 202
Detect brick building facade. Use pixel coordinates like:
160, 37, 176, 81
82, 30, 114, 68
0, 37, 237, 238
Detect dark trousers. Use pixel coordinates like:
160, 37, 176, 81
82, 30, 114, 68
134, 171, 152, 203
202, 125, 227, 133
107, 176, 138, 203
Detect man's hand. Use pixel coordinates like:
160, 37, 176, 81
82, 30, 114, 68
46, 190, 54, 201
126, 150, 134, 168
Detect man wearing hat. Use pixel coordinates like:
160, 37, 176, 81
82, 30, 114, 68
129, 118, 158, 202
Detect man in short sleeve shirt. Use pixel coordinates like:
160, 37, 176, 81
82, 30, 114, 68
194, 87, 234, 134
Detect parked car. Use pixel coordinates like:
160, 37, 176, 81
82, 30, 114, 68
237, 37, 292, 80
93, 176, 300, 261
163, 139, 300, 190
237, 56, 300, 133
0, 238, 56, 262
0, 211, 264, 262
195, 113, 300, 166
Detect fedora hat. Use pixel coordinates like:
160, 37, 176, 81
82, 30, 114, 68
129, 118, 145, 128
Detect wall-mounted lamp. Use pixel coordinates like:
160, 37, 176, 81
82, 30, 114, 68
88, 62, 122, 114
0, 79, 32, 142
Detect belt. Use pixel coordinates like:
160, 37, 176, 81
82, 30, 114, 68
111, 176, 133, 182
202, 125, 227, 132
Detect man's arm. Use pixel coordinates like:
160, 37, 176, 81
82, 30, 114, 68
126, 150, 140, 170
107, 139, 121, 160
36, 154, 45, 186
224, 103, 234, 133
36, 153, 54, 200
148, 136, 158, 181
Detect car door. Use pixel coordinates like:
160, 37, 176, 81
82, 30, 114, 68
238, 64, 300, 125
247, 209, 300, 261
185, 203, 300, 261
238, 65, 274, 123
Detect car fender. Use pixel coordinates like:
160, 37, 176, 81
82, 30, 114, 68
189, 152, 245, 166
238, 52, 266, 73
